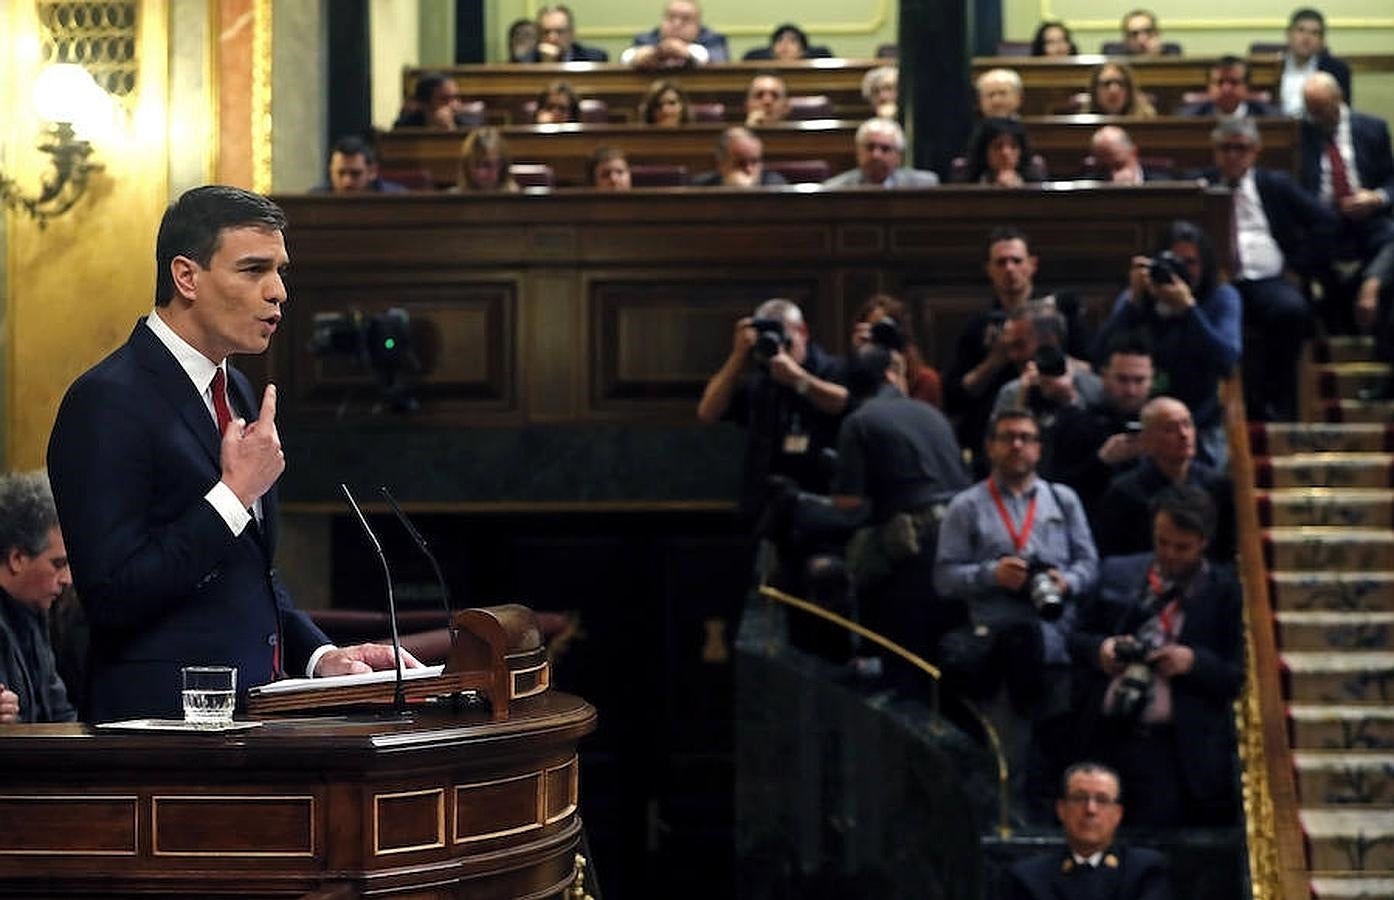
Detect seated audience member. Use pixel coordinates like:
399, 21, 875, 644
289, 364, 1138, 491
977, 68, 1024, 119
693, 127, 788, 188
622, 0, 730, 68
1008, 762, 1172, 900
1031, 20, 1078, 57
1177, 56, 1278, 118
744, 74, 790, 127
1280, 7, 1352, 117
589, 146, 632, 191
743, 23, 830, 60
962, 117, 1045, 186
1089, 125, 1156, 184
507, 18, 538, 62
851, 293, 943, 407
312, 135, 407, 194
639, 79, 692, 126
1299, 72, 1394, 335
1092, 397, 1235, 561
0, 470, 77, 724
934, 409, 1098, 821
455, 127, 520, 193
525, 5, 608, 62
834, 342, 967, 678
1115, 9, 1175, 56
1091, 221, 1241, 469
861, 66, 898, 120
1088, 63, 1156, 118
394, 72, 470, 129
823, 118, 939, 189
1071, 487, 1241, 827
1044, 333, 1154, 513
533, 80, 580, 124
1207, 117, 1335, 420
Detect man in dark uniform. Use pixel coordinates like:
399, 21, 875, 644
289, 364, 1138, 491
1008, 762, 1172, 899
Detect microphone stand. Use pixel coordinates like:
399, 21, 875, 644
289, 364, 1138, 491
380, 486, 458, 648
340, 483, 407, 715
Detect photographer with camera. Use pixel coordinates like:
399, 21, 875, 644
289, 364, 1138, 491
1091, 220, 1240, 470
935, 409, 1098, 822
1070, 486, 1241, 827
698, 299, 848, 526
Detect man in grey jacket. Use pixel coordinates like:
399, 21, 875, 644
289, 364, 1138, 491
824, 118, 940, 189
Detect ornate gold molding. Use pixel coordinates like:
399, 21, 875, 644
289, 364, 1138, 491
251, 0, 270, 192
546, 0, 893, 40
1237, 602, 1281, 900
1038, 0, 1394, 31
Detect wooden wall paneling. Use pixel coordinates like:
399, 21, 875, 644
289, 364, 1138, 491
524, 267, 585, 422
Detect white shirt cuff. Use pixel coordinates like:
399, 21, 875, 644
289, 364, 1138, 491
205, 481, 252, 535
306, 644, 336, 678
619, 45, 639, 65
688, 43, 710, 65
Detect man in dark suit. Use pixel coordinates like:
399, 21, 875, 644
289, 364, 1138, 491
621, 0, 729, 67
47, 186, 412, 722
1299, 72, 1394, 336
1205, 117, 1336, 419
1070, 487, 1242, 827
691, 128, 788, 188
1280, 8, 1352, 117
1176, 56, 1278, 118
1008, 762, 1172, 900
523, 5, 608, 62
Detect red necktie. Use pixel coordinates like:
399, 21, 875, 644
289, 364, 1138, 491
210, 368, 233, 435
1327, 138, 1353, 202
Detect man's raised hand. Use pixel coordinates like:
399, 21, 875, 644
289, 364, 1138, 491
220, 383, 286, 509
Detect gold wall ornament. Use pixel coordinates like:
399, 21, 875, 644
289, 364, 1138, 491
1239, 602, 1281, 900
251, 0, 271, 193
0, 63, 108, 225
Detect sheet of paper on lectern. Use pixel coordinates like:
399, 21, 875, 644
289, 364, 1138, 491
252, 664, 446, 695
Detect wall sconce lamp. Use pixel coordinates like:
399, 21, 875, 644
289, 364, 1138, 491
0, 64, 108, 226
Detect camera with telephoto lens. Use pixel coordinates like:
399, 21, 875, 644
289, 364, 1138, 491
750, 317, 791, 364
1148, 250, 1187, 287
1107, 635, 1155, 721
1022, 557, 1065, 621
1026, 344, 1068, 415
868, 316, 906, 352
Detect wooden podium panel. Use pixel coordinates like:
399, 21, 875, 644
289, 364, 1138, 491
0, 693, 596, 899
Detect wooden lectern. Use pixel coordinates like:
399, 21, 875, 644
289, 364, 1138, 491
0, 605, 596, 899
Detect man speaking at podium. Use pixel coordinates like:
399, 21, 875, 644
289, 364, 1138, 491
48, 185, 413, 722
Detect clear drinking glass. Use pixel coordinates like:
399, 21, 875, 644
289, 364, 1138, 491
181, 665, 236, 726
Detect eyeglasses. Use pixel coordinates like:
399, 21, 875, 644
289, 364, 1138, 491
1216, 143, 1255, 153
994, 431, 1041, 445
1064, 792, 1119, 807
1097, 78, 1126, 89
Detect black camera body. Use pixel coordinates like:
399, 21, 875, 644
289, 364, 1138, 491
1148, 250, 1188, 287
1022, 557, 1065, 621
1026, 344, 1069, 416
750, 317, 791, 364
1107, 635, 1155, 721
868, 316, 906, 352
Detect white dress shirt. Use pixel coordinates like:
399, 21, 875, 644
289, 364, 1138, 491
1233, 169, 1286, 280
1280, 53, 1317, 118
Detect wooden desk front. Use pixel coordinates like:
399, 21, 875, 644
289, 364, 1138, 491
1021, 115, 1300, 175
379, 120, 860, 187
0, 695, 596, 898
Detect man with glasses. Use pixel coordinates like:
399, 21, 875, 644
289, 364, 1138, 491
935, 409, 1097, 822
823, 118, 939, 189
525, 5, 608, 62
744, 74, 790, 127
1008, 762, 1172, 899
692, 127, 787, 188
1280, 7, 1351, 118
1115, 9, 1177, 57
622, 0, 730, 68
1177, 56, 1277, 118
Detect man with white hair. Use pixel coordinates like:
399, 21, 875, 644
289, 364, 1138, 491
823, 119, 940, 189
861, 66, 897, 119
976, 68, 1023, 119
622, 0, 729, 68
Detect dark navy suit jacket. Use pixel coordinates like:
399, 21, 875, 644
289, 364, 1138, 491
1008, 843, 1171, 900
47, 320, 328, 722
521, 42, 608, 62
631, 25, 730, 62
1175, 98, 1278, 117
1200, 165, 1338, 275
1299, 110, 1394, 202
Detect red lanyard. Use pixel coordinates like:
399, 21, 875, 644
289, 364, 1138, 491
986, 479, 1037, 554
1146, 563, 1181, 641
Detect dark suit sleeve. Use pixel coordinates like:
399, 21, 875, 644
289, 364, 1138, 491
1134, 847, 1175, 900
1176, 571, 1243, 702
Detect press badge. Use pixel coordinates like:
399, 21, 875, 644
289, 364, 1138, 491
783, 433, 810, 454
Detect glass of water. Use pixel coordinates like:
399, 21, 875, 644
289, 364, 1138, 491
181, 666, 236, 726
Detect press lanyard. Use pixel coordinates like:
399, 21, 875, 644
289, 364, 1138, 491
986, 478, 1037, 554
1146, 563, 1181, 641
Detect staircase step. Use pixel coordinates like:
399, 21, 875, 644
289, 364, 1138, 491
1277, 611, 1394, 652
1265, 528, 1394, 571
1313, 336, 1381, 364
1294, 751, 1394, 806
1251, 423, 1394, 456
1256, 454, 1394, 489
1317, 364, 1393, 403
1301, 808, 1394, 871
1289, 705, 1394, 751
1270, 572, 1394, 612
1325, 400, 1394, 425
1258, 489, 1394, 528
1283, 651, 1394, 704
1310, 874, 1394, 898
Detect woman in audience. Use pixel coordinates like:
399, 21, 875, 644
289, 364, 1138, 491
533, 80, 580, 124
455, 127, 520, 192
861, 66, 898, 119
742, 23, 831, 60
639, 80, 692, 127
507, 18, 538, 63
962, 117, 1045, 186
1031, 20, 1077, 56
1087, 62, 1156, 116
851, 294, 942, 408
589, 146, 632, 191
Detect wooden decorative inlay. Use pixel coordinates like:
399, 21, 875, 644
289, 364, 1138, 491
453, 773, 542, 844
0, 795, 137, 855
544, 758, 579, 824
374, 788, 446, 855
152, 795, 315, 857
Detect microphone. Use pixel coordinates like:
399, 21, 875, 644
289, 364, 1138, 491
380, 486, 458, 647
339, 483, 406, 714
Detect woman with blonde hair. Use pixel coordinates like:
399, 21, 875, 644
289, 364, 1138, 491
1087, 62, 1155, 117
456, 127, 520, 192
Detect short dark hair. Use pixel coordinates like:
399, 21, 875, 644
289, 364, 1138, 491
1214, 54, 1249, 80
330, 134, 378, 166
154, 186, 286, 307
1030, 20, 1077, 56
1121, 8, 1157, 30
536, 4, 575, 28
987, 224, 1032, 256
1156, 219, 1218, 300
770, 23, 809, 51
588, 145, 628, 184
987, 408, 1038, 442
1151, 484, 1216, 542
848, 343, 895, 398
0, 470, 60, 557
1060, 761, 1122, 801
1289, 8, 1325, 32
1103, 329, 1153, 363
413, 72, 449, 104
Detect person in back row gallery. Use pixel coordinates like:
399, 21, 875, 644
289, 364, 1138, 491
622, 0, 730, 68
744, 73, 790, 127
823, 118, 939, 189
1175, 56, 1278, 119
692, 128, 788, 188
523, 4, 609, 62
1280, 7, 1352, 118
